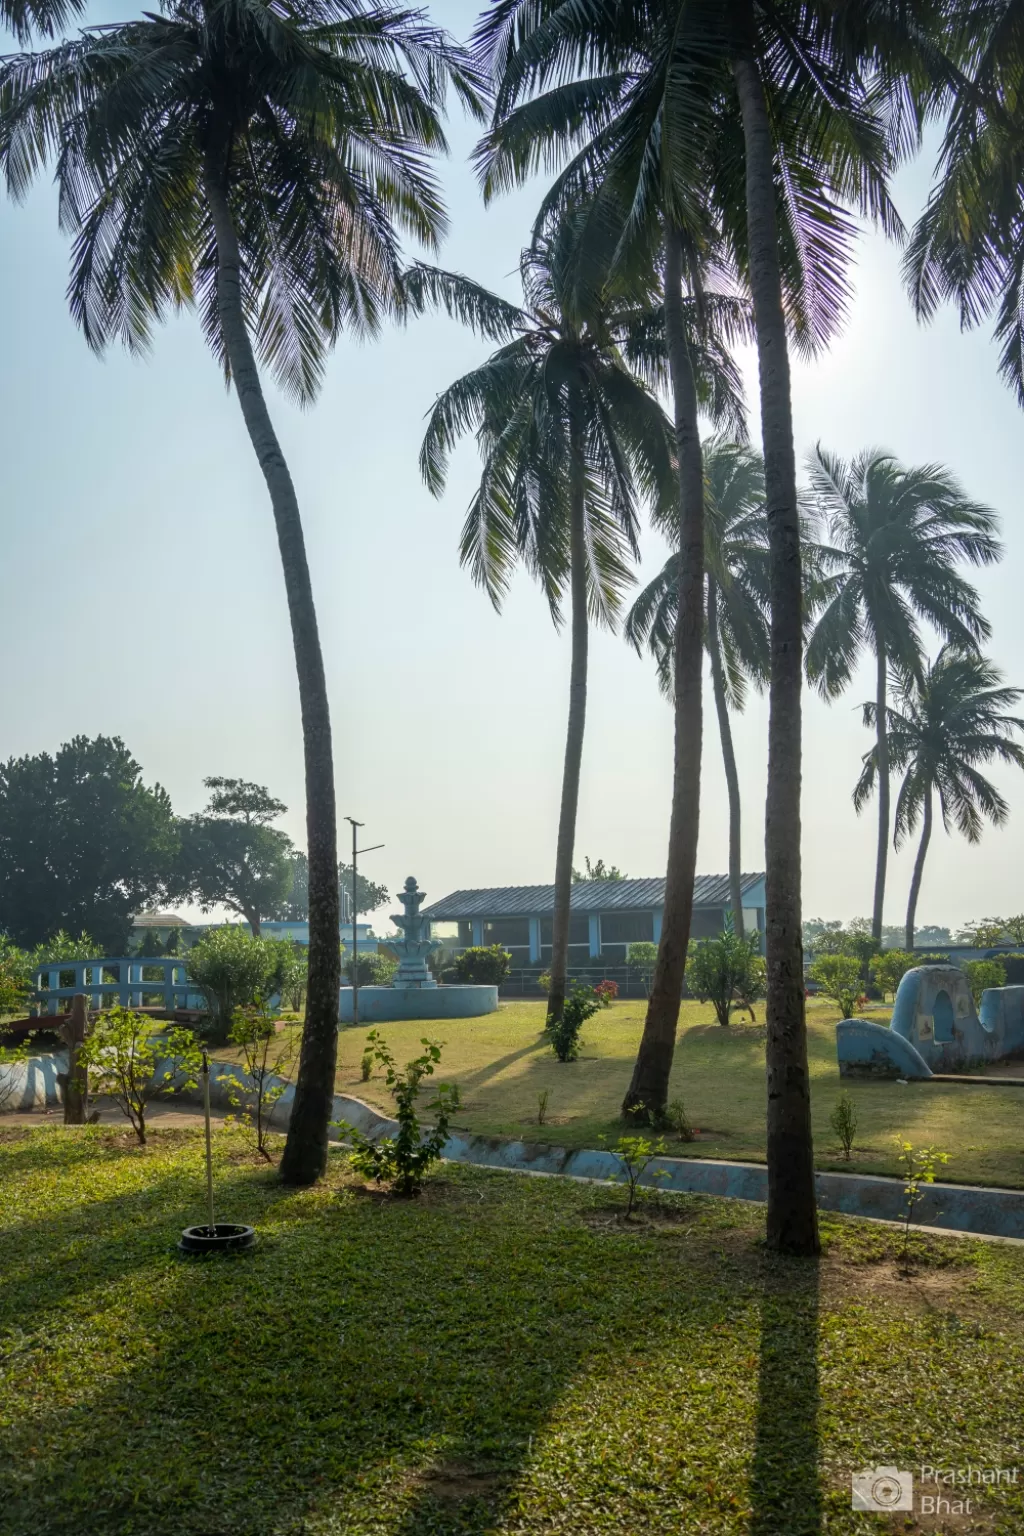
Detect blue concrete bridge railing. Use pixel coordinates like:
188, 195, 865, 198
32, 957, 206, 1016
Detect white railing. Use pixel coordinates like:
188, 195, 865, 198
33, 957, 205, 1015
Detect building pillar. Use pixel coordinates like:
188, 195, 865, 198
529, 918, 541, 964
589, 915, 601, 958
472, 918, 484, 947
653, 909, 663, 944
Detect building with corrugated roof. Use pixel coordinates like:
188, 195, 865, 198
421, 874, 766, 967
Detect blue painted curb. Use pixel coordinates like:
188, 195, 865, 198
6, 1054, 1023, 1240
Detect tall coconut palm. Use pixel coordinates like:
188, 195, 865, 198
904, 1, 1024, 405
626, 439, 770, 935
854, 646, 1024, 950
0, 0, 481, 1185
473, 0, 902, 1250
806, 447, 1001, 947
408, 205, 736, 1024
0, 0, 81, 42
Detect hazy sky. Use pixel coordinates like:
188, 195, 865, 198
2, 1, 1023, 932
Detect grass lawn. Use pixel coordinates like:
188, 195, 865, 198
2, 1124, 1023, 1535
220, 999, 1024, 1189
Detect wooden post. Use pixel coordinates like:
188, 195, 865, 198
58, 994, 90, 1125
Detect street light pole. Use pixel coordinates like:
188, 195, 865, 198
344, 816, 383, 1027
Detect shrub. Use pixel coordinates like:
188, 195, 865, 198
594, 978, 618, 1006
829, 1091, 858, 1160
869, 950, 917, 1001
226, 1003, 297, 1159
79, 1006, 201, 1144
685, 928, 765, 1026
0, 939, 31, 1018
186, 927, 278, 1043
537, 971, 551, 993
808, 954, 864, 1018
603, 1134, 670, 1218
452, 945, 512, 986
344, 952, 398, 987
360, 1047, 374, 1082
545, 982, 598, 1062
626, 941, 658, 997
962, 958, 1007, 1007
264, 938, 308, 1012
894, 1136, 949, 1267
338, 1033, 456, 1197
665, 1097, 697, 1142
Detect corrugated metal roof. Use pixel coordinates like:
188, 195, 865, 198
422, 874, 764, 921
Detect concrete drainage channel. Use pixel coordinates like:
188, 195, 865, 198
5, 1054, 1024, 1242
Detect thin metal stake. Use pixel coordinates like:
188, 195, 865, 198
202, 1049, 215, 1236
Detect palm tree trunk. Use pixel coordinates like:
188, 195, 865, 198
203, 160, 340, 1187
707, 579, 744, 936
904, 787, 932, 951
872, 640, 890, 946
547, 410, 589, 1024
733, 47, 819, 1255
622, 225, 704, 1121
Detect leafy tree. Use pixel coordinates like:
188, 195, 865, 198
262, 938, 309, 1014
30, 930, 98, 965
0, 0, 480, 1191
185, 927, 281, 1044
571, 858, 626, 883
275, 851, 389, 922
954, 920, 1009, 948
1001, 916, 1024, 946
174, 779, 293, 936
856, 646, 1024, 951
808, 955, 864, 1020
805, 447, 1000, 945
410, 211, 679, 1029
962, 959, 1007, 1008
0, 938, 30, 1018
627, 439, 771, 933
0, 737, 177, 951
870, 950, 917, 1002
79, 1007, 201, 1145
685, 928, 765, 1028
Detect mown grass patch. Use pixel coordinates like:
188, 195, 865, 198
217, 998, 1024, 1188
1, 1125, 1023, 1534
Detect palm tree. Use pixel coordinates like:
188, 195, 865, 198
473, 0, 903, 1251
0, 0, 81, 41
904, 2, 1024, 406
409, 208, 691, 1024
854, 646, 1024, 951
0, 0, 480, 1185
805, 447, 1001, 947
626, 439, 770, 935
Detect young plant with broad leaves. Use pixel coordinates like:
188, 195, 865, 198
79, 1006, 201, 1144
0, 0, 482, 1186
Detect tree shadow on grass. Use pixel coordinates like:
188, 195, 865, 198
749, 1256, 821, 1536
1, 1148, 765, 1536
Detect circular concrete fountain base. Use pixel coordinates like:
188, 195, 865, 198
338, 985, 498, 1023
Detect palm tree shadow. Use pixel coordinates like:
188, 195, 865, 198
750, 1255, 822, 1536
